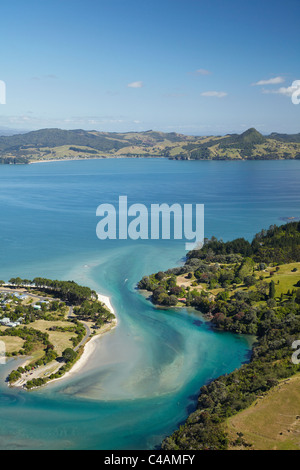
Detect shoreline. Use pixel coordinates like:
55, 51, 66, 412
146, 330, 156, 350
29, 157, 107, 164
97, 293, 117, 319
28, 155, 148, 164
8, 292, 118, 388
44, 292, 118, 386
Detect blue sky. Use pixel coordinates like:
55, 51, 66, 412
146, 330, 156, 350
0, 0, 300, 135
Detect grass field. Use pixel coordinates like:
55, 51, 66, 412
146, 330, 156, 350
261, 263, 300, 297
208, 262, 300, 299
29, 320, 75, 355
0, 335, 24, 353
2, 128, 300, 163
227, 374, 300, 450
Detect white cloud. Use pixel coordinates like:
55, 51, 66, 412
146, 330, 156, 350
194, 69, 211, 75
127, 81, 143, 88
44, 74, 58, 79
201, 91, 228, 98
0, 114, 140, 130
252, 76, 285, 86
262, 84, 298, 97
31, 74, 58, 81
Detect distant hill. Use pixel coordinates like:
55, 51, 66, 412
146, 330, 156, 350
0, 126, 28, 136
268, 132, 300, 143
179, 127, 299, 161
0, 127, 299, 164
229, 127, 266, 145
0, 128, 129, 153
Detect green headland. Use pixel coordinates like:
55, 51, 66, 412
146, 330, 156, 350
1, 127, 300, 164
138, 222, 300, 450
0, 278, 116, 389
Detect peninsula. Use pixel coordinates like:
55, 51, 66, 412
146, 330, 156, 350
138, 222, 300, 450
1, 127, 300, 164
0, 278, 116, 389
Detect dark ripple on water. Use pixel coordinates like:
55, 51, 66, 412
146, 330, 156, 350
0, 393, 20, 406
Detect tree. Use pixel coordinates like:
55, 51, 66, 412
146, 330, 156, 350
8, 370, 21, 383
296, 289, 300, 305
62, 348, 77, 363
157, 293, 170, 305
9, 277, 23, 287
169, 285, 184, 296
244, 275, 257, 287
169, 295, 178, 306
256, 281, 269, 298
237, 258, 255, 281
155, 271, 165, 281
152, 286, 167, 303
269, 280, 276, 299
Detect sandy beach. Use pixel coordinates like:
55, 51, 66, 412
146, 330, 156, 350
29, 158, 99, 164
10, 292, 118, 388
48, 292, 118, 384
97, 293, 116, 318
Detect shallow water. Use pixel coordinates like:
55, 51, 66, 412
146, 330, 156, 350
0, 158, 299, 449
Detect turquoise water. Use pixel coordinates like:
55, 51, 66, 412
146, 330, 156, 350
0, 158, 299, 449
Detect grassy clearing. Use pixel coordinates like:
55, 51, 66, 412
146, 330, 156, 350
260, 263, 300, 297
29, 320, 75, 355
227, 374, 300, 450
194, 262, 300, 300
0, 336, 24, 353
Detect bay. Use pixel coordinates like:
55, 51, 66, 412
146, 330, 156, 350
0, 158, 299, 450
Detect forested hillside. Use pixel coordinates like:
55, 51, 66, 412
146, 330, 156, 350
138, 222, 300, 449
1, 127, 300, 163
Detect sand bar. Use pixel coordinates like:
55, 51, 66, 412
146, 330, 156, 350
9, 292, 118, 388
49, 292, 118, 383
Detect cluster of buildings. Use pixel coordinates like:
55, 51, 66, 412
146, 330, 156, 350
0, 291, 50, 328
1, 292, 28, 306
12, 293, 29, 301
0, 317, 23, 328
0, 291, 28, 327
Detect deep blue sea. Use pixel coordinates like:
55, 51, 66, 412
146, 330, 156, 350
0, 158, 299, 450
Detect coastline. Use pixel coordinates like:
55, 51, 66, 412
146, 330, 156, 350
28, 155, 145, 164
97, 293, 116, 319
46, 292, 118, 385
29, 157, 105, 164
8, 292, 118, 388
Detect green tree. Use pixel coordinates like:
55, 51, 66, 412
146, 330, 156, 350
62, 348, 77, 363
269, 280, 276, 299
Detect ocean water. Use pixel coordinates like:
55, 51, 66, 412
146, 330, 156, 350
0, 158, 299, 450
